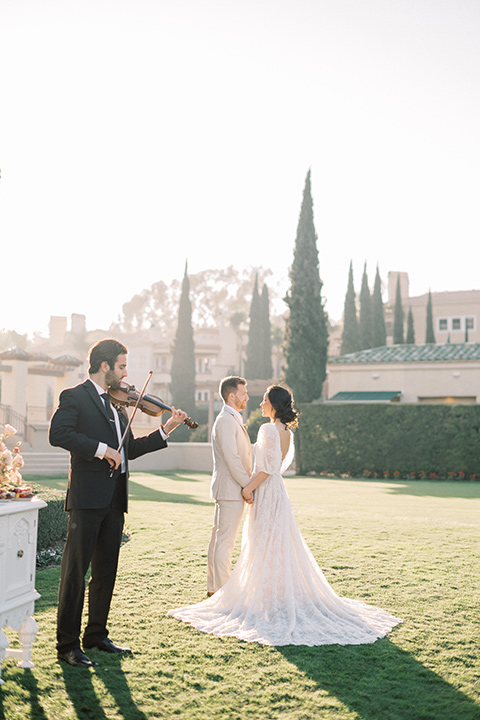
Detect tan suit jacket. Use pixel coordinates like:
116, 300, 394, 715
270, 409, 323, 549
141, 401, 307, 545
210, 405, 252, 500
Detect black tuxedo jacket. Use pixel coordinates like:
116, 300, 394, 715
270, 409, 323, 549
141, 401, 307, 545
49, 379, 167, 511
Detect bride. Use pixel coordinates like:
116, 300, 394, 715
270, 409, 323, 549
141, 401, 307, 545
168, 385, 402, 646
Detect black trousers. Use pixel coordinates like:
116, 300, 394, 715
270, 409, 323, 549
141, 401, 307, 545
56, 474, 126, 652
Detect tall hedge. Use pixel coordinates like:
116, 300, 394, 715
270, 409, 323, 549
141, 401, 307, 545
297, 404, 480, 478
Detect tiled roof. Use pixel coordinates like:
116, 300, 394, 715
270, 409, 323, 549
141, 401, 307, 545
52, 354, 83, 367
328, 391, 402, 402
0, 347, 32, 361
329, 343, 480, 364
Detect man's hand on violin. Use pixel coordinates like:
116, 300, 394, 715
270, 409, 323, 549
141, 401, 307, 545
162, 407, 188, 436
104, 447, 122, 469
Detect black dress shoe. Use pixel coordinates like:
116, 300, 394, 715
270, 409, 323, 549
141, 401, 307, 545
58, 648, 98, 668
92, 638, 132, 654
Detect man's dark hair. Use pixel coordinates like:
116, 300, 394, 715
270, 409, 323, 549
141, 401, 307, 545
219, 376, 247, 403
88, 339, 128, 374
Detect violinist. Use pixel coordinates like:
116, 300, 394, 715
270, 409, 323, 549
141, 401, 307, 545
49, 338, 187, 668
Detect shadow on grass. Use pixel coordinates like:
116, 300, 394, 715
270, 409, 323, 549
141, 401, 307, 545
279, 638, 480, 720
128, 479, 210, 505
0, 668, 50, 720
0, 659, 144, 720
146, 471, 209, 483
385, 480, 480, 500
59, 655, 149, 720
25, 470, 209, 491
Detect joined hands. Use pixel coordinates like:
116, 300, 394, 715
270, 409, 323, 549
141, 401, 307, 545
242, 487, 254, 504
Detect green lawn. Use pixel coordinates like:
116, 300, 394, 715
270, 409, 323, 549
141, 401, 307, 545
1, 472, 479, 720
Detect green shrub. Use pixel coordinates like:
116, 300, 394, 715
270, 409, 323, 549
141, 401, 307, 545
297, 403, 480, 479
247, 395, 263, 416
172, 406, 210, 442
188, 424, 209, 442
30, 482, 68, 552
246, 408, 269, 443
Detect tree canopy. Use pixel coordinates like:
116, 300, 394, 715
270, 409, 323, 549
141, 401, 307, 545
113, 266, 279, 337
406, 307, 415, 344
245, 274, 263, 379
245, 276, 274, 380
393, 277, 405, 344
341, 261, 359, 355
426, 290, 436, 343
372, 265, 387, 348
170, 264, 196, 421
359, 263, 373, 350
284, 170, 328, 403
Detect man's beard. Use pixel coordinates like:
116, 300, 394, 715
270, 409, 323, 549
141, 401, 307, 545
105, 369, 121, 389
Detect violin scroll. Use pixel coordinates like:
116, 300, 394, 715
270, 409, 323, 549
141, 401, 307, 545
181, 415, 198, 430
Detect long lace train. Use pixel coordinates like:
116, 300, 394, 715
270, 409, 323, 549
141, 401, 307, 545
168, 423, 402, 646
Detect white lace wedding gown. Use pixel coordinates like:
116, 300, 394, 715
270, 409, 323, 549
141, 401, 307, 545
167, 422, 402, 646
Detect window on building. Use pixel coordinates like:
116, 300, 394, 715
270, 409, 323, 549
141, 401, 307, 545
466, 317, 475, 330
196, 390, 210, 403
452, 318, 461, 331
196, 357, 211, 374
156, 356, 168, 372
438, 318, 448, 332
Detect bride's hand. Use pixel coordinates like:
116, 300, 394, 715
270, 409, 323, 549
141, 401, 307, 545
242, 487, 254, 503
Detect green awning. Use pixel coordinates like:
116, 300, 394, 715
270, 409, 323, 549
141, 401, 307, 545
327, 391, 402, 403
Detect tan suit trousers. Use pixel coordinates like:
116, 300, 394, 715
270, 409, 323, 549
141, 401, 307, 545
206, 498, 245, 594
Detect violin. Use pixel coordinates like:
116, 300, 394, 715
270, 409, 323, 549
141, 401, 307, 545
109, 382, 198, 430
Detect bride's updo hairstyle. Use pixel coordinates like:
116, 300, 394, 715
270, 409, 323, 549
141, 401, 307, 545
266, 385, 299, 430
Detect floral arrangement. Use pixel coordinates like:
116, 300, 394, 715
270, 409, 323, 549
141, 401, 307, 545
0, 424, 33, 500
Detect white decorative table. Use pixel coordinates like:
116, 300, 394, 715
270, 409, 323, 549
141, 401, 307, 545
0, 497, 47, 684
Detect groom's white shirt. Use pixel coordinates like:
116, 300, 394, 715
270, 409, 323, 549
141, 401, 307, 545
210, 404, 252, 500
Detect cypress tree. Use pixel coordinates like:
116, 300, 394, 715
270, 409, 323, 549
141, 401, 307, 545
393, 276, 405, 344
425, 290, 436, 343
359, 263, 373, 350
170, 263, 196, 426
372, 265, 387, 347
284, 170, 328, 403
406, 307, 415, 344
260, 283, 273, 379
341, 261, 359, 355
245, 274, 263, 379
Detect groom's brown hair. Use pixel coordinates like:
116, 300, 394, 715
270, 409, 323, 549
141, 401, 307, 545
219, 376, 246, 402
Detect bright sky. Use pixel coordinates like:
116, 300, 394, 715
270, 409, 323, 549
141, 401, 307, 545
1, 0, 479, 337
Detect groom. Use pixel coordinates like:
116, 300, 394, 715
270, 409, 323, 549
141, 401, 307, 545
207, 376, 253, 596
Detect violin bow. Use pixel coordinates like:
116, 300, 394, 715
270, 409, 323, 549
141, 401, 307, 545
109, 370, 153, 476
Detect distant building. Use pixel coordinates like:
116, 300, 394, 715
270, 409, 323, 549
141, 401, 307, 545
327, 343, 480, 404
0, 313, 281, 448
329, 271, 480, 359
386, 272, 479, 345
